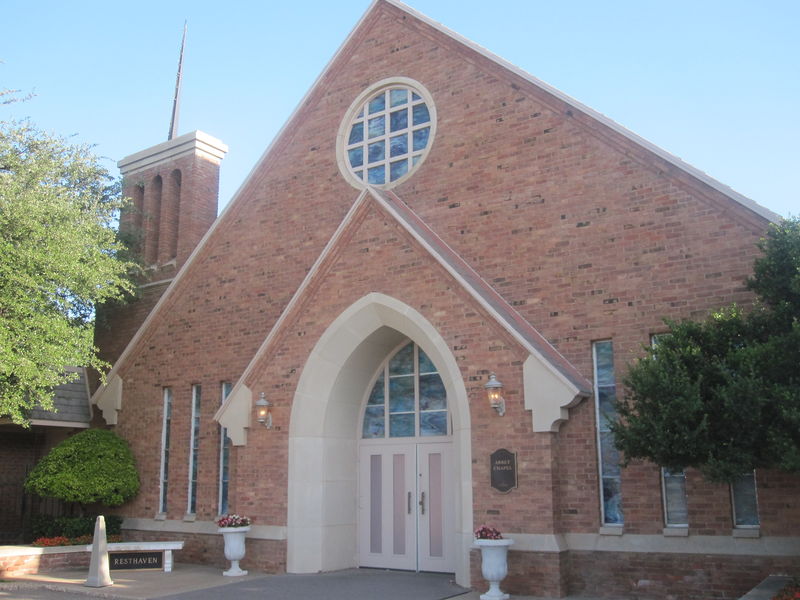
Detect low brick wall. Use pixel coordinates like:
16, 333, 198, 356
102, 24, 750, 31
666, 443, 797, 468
567, 551, 799, 599
121, 529, 286, 573
469, 547, 799, 599
0, 546, 90, 577
470, 548, 568, 598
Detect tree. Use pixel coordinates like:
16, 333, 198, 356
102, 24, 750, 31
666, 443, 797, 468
24, 428, 140, 509
611, 218, 800, 482
0, 119, 136, 424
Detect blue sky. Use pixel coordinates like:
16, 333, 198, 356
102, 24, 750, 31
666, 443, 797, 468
3, 0, 798, 218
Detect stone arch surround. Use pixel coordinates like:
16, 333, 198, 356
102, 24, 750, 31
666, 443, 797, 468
286, 293, 473, 585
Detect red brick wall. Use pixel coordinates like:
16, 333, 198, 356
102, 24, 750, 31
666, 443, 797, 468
567, 551, 798, 599
471, 548, 568, 598
119, 151, 220, 273
0, 432, 38, 543
0, 550, 90, 578
100, 1, 798, 597
0, 428, 81, 544
122, 529, 285, 573
94, 145, 222, 383
94, 281, 170, 373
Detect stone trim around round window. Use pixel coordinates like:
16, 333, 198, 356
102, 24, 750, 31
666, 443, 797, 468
336, 77, 436, 190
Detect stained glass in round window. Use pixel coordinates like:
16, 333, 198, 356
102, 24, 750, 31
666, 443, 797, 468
337, 78, 436, 189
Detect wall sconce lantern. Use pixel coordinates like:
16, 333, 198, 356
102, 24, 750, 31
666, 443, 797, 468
255, 392, 273, 429
484, 373, 506, 416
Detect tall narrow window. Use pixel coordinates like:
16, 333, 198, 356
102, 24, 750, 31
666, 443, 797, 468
662, 468, 689, 527
219, 382, 232, 515
188, 384, 201, 515
593, 340, 623, 525
159, 387, 173, 515
732, 472, 759, 527
651, 335, 689, 528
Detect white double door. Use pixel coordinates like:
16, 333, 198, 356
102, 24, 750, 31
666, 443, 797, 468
358, 440, 454, 573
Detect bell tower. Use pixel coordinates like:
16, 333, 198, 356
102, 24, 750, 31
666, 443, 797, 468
94, 23, 228, 369
94, 131, 227, 370
117, 131, 227, 275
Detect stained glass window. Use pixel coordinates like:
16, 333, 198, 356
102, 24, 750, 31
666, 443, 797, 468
361, 342, 449, 439
341, 81, 435, 188
159, 388, 173, 514
594, 341, 623, 526
219, 382, 233, 516
188, 385, 201, 515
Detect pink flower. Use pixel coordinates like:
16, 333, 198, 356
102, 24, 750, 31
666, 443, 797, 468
474, 525, 503, 540
216, 514, 251, 528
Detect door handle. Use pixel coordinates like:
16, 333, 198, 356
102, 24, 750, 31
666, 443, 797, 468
419, 491, 425, 515
408, 491, 412, 515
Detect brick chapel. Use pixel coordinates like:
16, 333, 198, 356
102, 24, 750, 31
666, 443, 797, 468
91, 1, 799, 597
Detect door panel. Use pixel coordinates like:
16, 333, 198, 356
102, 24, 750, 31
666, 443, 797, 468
358, 441, 454, 572
358, 444, 415, 570
418, 442, 454, 572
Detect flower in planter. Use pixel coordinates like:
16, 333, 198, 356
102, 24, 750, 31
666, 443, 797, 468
215, 514, 251, 528
474, 525, 503, 540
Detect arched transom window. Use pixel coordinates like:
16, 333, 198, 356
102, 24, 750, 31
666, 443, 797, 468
362, 341, 449, 439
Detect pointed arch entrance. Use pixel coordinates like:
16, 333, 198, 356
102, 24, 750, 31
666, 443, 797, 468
286, 293, 472, 585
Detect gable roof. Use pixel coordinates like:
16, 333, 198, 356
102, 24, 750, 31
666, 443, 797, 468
369, 188, 592, 395
215, 186, 592, 441
95, 0, 775, 417
382, 0, 779, 224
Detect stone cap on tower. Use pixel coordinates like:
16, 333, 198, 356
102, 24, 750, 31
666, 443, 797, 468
118, 130, 228, 175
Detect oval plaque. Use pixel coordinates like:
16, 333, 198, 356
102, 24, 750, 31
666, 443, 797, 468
490, 448, 517, 493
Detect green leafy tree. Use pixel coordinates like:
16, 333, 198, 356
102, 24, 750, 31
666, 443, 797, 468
612, 218, 800, 482
0, 119, 136, 424
24, 429, 140, 509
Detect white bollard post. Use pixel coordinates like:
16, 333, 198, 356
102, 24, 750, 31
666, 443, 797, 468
84, 515, 114, 587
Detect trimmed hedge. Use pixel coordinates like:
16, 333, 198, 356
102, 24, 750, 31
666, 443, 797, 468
25, 429, 139, 506
31, 515, 123, 540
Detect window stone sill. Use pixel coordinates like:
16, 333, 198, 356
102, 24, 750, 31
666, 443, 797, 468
732, 527, 760, 538
663, 527, 689, 537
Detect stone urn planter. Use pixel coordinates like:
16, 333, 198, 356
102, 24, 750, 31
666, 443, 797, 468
475, 538, 514, 600
218, 525, 250, 576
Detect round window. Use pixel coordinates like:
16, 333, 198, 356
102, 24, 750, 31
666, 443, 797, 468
337, 78, 436, 189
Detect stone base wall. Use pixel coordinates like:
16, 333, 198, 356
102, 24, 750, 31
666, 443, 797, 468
121, 529, 286, 573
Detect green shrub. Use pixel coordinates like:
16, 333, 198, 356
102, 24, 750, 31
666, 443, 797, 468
31, 515, 59, 539
30, 514, 123, 540
25, 429, 139, 507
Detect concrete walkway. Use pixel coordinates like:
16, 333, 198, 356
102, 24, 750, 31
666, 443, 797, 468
0, 563, 612, 600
